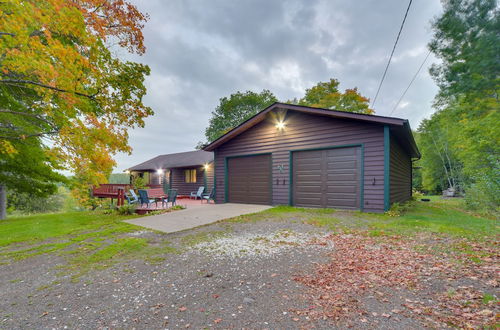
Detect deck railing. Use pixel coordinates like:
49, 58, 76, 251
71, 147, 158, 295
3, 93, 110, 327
91, 184, 165, 206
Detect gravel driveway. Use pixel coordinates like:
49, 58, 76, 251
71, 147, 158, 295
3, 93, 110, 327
0, 216, 339, 329
0, 211, 471, 329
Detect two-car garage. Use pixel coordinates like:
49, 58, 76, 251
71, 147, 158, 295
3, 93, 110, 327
225, 147, 362, 210
207, 103, 419, 213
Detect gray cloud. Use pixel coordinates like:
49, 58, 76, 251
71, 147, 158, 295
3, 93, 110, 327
115, 0, 442, 171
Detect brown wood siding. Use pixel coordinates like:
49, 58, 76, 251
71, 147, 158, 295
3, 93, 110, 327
170, 166, 205, 196
227, 154, 272, 204
390, 137, 412, 204
293, 147, 361, 209
205, 163, 215, 190
213, 111, 386, 212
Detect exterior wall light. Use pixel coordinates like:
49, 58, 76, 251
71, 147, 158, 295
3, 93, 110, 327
157, 169, 163, 175
276, 121, 286, 130
204, 163, 210, 170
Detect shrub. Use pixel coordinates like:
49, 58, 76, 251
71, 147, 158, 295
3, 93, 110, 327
131, 176, 147, 190
385, 201, 414, 217
464, 174, 500, 217
7, 186, 69, 215
116, 204, 136, 215
411, 189, 425, 201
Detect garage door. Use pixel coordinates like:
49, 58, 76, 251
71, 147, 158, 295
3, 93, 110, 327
227, 154, 272, 204
292, 147, 361, 209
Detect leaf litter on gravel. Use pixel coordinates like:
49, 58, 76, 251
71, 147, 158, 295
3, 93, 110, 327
292, 233, 499, 328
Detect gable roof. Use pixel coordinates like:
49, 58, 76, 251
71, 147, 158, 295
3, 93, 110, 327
203, 102, 420, 158
128, 150, 213, 171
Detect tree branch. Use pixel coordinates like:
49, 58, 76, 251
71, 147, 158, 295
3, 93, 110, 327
0, 79, 98, 99
0, 130, 59, 140
0, 32, 15, 37
0, 109, 56, 128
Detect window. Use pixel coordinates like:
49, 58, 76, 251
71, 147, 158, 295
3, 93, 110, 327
184, 169, 197, 183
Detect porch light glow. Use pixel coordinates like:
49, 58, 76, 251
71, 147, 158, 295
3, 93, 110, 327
276, 121, 286, 130
203, 163, 210, 170
157, 169, 163, 174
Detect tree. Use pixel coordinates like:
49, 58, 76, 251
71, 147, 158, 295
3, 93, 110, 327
201, 90, 277, 144
429, 0, 500, 104
421, 0, 500, 213
417, 111, 463, 194
298, 79, 374, 114
0, 0, 153, 215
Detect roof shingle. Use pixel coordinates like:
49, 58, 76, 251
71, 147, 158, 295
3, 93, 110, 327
128, 150, 213, 171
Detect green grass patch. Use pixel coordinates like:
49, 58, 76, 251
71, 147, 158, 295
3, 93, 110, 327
0, 211, 178, 279
0, 212, 140, 247
367, 200, 498, 239
301, 215, 341, 230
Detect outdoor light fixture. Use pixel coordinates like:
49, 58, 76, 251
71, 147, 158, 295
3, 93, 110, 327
276, 121, 286, 130
204, 163, 210, 170
157, 169, 163, 175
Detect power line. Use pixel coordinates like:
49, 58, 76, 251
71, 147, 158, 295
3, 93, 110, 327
371, 0, 413, 109
390, 50, 431, 116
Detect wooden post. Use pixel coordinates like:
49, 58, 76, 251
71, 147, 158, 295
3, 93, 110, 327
0, 185, 6, 220
117, 187, 124, 206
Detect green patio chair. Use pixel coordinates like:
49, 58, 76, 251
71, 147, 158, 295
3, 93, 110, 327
201, 188, 215, 203
138, 189, 156, 208
162, 189, 178, 208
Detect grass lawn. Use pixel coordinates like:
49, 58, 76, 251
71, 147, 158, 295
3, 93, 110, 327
234, 197, 498, 240
0, 197, 497, 279
0, 211, 176, 279
0, 197, 497, 328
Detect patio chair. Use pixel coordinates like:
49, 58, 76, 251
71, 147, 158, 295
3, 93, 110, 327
138, 189, 157, 208
201, 188, 215, 203
129, 189, 139, 201
125, 189, 139, 204
162, 189, 178, 208
124, 194, 138, 204
190, 186, 205, 200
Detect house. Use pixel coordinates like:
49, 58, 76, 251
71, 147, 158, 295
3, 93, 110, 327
203, 103, 420, 213
127, 150, 214, 196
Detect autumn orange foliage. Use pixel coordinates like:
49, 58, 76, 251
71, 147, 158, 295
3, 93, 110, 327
0, 0, 153, 204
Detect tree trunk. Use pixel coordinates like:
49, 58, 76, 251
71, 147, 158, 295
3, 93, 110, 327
0, 185, 6, 220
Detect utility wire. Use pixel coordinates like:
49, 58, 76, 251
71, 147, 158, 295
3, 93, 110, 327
390, 50, 431, 116
371, 0, 413, 108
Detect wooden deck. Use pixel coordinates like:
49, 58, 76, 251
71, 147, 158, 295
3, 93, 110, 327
134, 197, 214, 214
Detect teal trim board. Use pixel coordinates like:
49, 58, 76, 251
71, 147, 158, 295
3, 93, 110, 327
288, 151, 293, 206
384, 125, 390, 211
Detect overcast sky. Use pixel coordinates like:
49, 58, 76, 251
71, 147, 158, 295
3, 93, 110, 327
115, 0, 443, 172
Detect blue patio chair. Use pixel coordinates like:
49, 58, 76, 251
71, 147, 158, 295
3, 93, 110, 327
190, 186, 205, 200
138, 189, 156, 208
201, 188, 215, 203
162, 189, 178, 208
